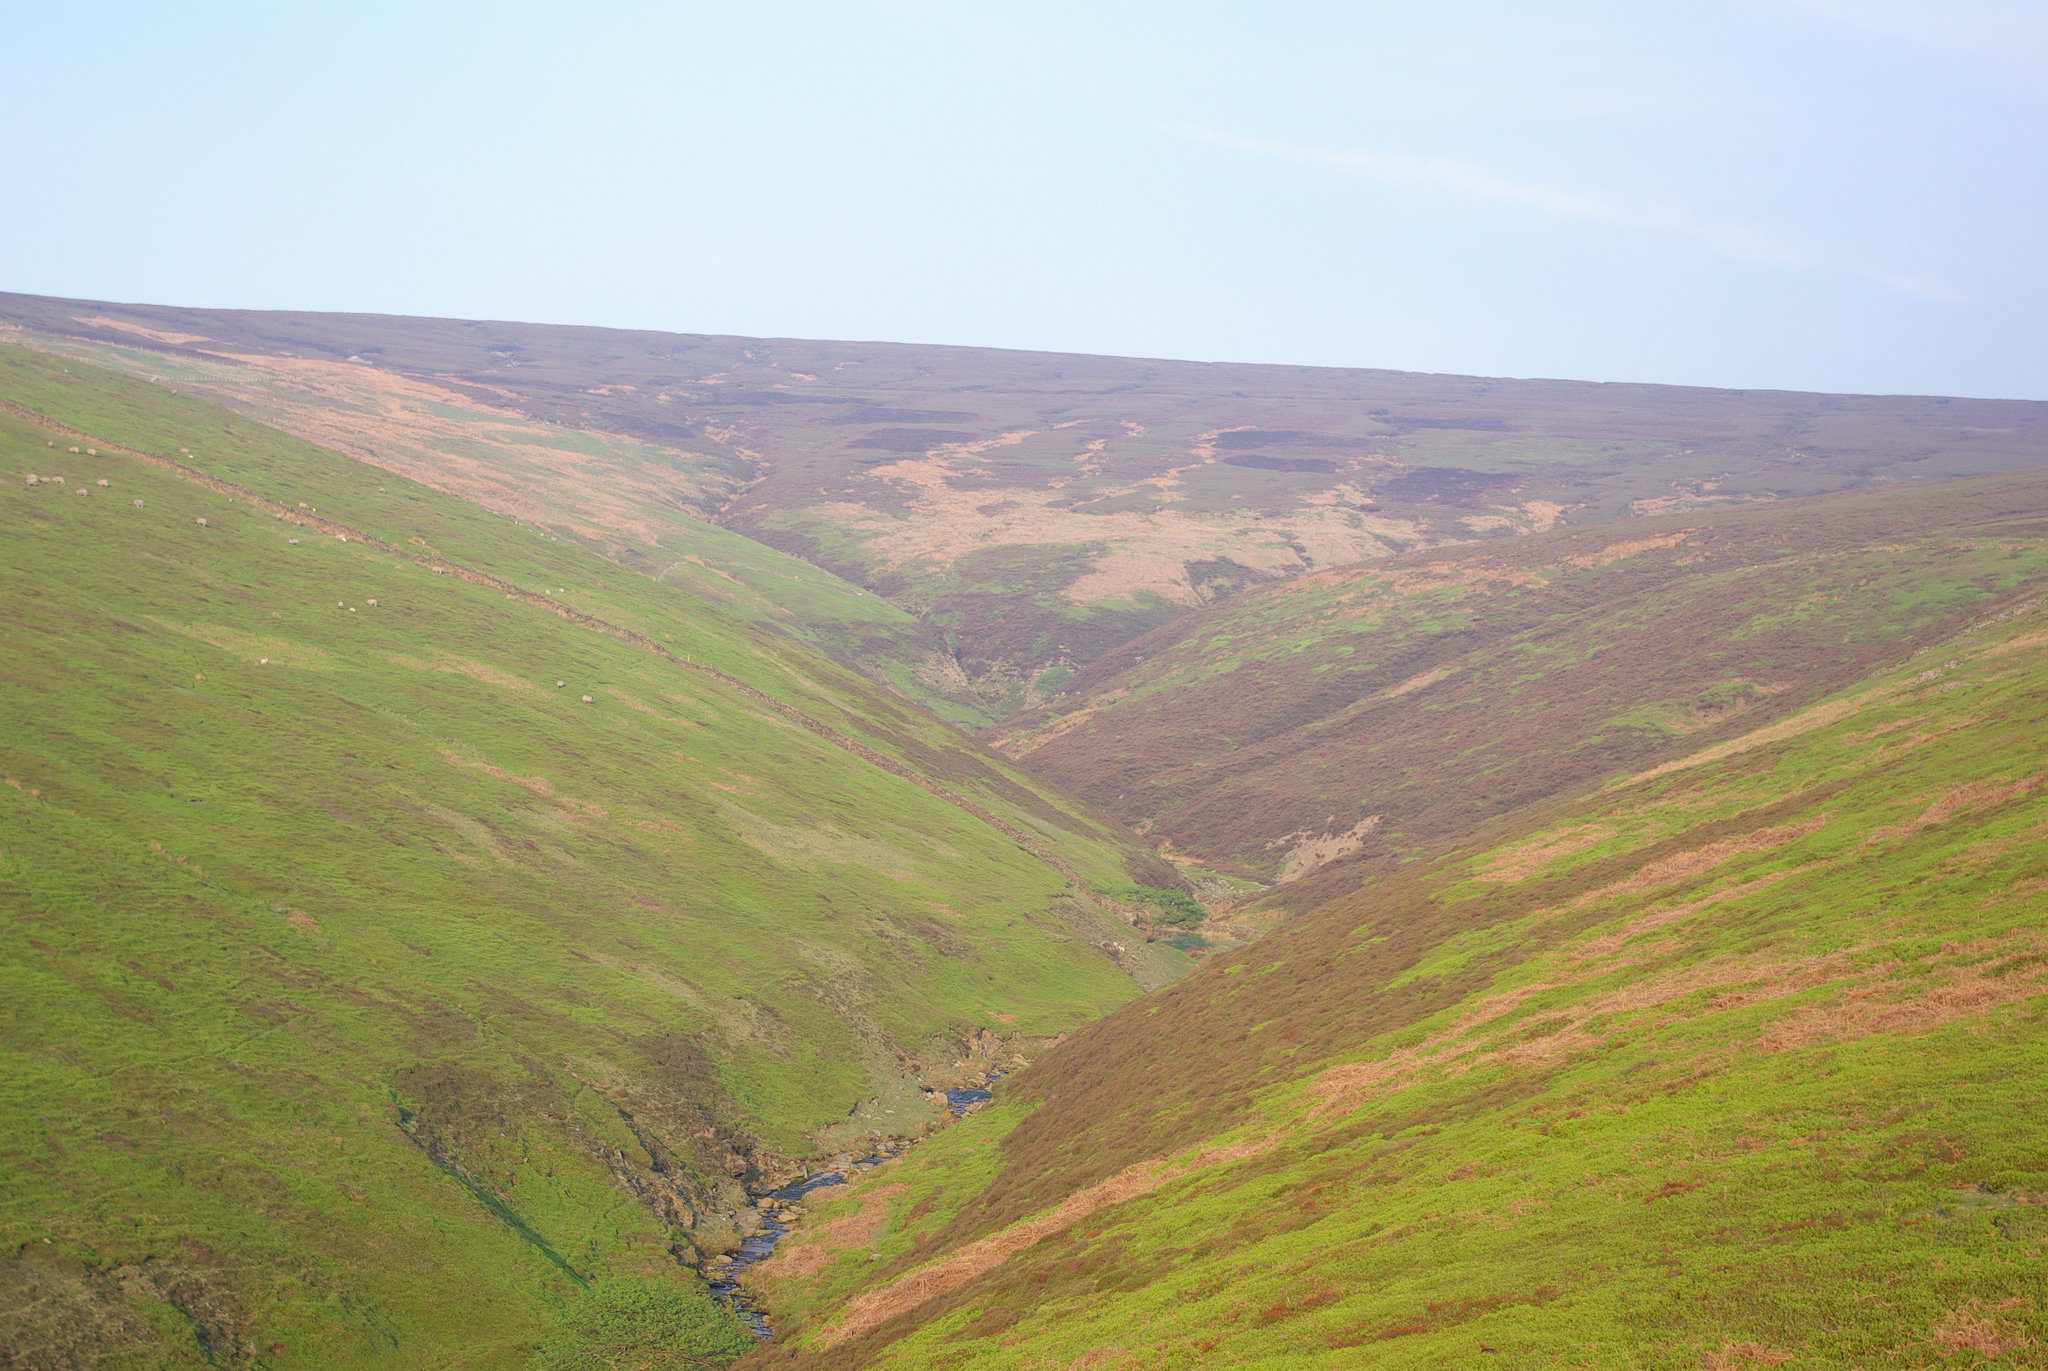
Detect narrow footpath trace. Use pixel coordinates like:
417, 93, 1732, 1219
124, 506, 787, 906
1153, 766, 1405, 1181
3, 399, 1139, 933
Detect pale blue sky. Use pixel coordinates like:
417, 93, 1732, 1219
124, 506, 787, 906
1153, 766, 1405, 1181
4, 2, 2044, 397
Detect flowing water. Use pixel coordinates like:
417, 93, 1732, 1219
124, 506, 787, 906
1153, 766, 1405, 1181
708, 1169, 860, 1337
711, 1083, 999, 1337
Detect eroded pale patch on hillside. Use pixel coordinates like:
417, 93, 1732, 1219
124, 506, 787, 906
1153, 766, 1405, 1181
1273, 815, 1383, 884
826, 449, 1426, 608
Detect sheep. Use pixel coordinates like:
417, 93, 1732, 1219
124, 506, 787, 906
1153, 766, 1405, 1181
196, 517, 208, 527
86, 448, 97, 457
133, 499, 144, 508
582, 695, 594, 703
96, 479, 108, 487
557, 680, 566, 688
75, 487, 88, 497
288, 538, 299, 545
367, 598, 378, 606
24, 475, 37, 486
68, 446, 79, 454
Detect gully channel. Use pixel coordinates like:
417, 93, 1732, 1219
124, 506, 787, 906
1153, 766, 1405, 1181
709, 1085, 996, 1337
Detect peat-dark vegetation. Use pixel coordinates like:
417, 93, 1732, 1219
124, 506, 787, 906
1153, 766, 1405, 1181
845, 430, 986, 453
746, 575, 2048, 1367
1372, 465, 1515, 504
996, 471, 2048, 888
7, 291, 2046, 725
0, 348, 1183, 1366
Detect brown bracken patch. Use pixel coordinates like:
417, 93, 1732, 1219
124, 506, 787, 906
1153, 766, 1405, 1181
1562, 530, 1694, 570
1759, 950, 2048, 1051
1863, 772, 2046, 846
1926, 1298, 2031, 1358
1704, 1342, 1794, 1368
1481, 824, 1618, 882
755, 1183, 905, 1281
1570, 871, 1792, 962
817, 1137, 1274, 1346
1575, 818, 1824, 905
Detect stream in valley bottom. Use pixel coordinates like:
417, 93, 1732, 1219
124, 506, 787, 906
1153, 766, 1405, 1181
711, 1086, 997, 1338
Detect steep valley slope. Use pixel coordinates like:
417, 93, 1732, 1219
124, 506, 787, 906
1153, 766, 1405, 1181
743, 527, 2048, 1369
0, 347, 1182, 1367
5, 304, 2048, 1370
5, 293, 2045, 726
992, 473, 2048, 902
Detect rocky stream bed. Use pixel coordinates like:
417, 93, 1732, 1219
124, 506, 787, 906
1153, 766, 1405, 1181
707, 1085, 994, 1338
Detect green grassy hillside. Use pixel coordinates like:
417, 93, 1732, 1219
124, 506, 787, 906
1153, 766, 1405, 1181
0, 347, 1182, 1367
994, 476, 2048, 898
0, 318, 981, 725
7, 294, 2045, 724
746, 569, 2048, 1368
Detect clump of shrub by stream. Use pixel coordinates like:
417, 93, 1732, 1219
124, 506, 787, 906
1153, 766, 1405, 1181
1105, 884, 1207, 930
